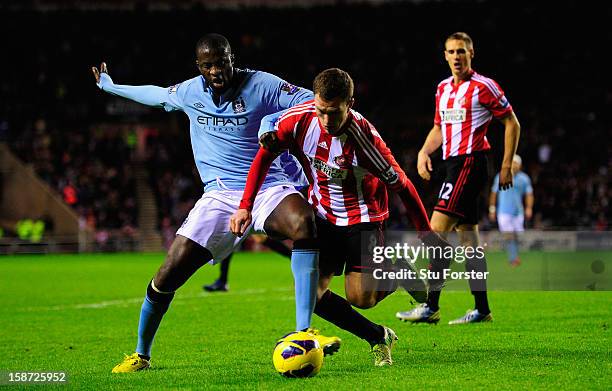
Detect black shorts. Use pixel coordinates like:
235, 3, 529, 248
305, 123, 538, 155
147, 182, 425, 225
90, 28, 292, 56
316, 217, 385, 276
433, 152, 488, 225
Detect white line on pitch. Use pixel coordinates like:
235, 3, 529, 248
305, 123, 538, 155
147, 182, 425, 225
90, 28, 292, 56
19, 287, 294, 312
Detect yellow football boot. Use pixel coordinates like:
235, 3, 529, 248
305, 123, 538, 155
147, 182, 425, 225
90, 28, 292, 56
111, 353, 151, 373
306, 328, 341, 356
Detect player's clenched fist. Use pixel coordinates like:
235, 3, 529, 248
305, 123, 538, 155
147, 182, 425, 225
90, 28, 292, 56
230, 209, 252, 237
259, 132, 282, 153
498, 166, 514, 190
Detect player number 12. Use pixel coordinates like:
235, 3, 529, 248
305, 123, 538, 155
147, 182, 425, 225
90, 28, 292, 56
439, 183, 453, 200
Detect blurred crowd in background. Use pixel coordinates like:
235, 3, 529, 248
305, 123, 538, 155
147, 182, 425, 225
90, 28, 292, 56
1, 0, 609, 243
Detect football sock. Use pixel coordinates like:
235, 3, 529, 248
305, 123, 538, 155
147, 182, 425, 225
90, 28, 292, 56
426, 291, 441, 312
291, 239, 319, 331
314, 290, 385, 345
135, 280, 175, 358
392, 258, 425, 300
507, 239, 519, 262
218, 254, 232, 284
466, 254, 490, 314
422, 232, 452, 312
473, 291, 490, 315
263, 237, 292, 258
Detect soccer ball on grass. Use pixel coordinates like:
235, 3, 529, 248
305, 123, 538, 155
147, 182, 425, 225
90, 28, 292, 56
272, 331, 323, 378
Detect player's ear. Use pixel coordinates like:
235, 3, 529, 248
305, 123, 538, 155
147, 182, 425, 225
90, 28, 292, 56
347, 97, 355, 110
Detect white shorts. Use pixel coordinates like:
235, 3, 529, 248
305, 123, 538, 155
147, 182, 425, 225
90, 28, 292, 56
176, 184, 300, 261
497, 213, 525, 233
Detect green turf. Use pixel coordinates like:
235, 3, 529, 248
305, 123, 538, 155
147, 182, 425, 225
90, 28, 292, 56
0, 252, 610, 390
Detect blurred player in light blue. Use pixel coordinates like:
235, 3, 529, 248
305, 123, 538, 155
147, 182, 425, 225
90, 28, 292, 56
93, 33, 338, 373
489, 155, 534, 267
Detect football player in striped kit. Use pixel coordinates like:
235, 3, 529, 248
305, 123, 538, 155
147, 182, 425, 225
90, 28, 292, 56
396, 32, 521, 325
231, 68, 450, 365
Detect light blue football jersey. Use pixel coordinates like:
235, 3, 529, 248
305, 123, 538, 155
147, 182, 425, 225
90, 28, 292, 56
279, 151, 309, 189
98, 69, 313, 191
491, 171, 533, 216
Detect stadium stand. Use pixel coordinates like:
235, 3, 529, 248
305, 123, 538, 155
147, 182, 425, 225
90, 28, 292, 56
0, 1, 608, 251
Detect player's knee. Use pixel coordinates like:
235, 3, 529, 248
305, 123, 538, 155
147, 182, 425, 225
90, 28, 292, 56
286, 210, 316, 241
430, 220, 448, 233
156, 237, 211, 290
346, 292, 377, 309
317, 287, 329, 301
166, 237, 196, 266
317, 277, 332, 300
457, 230, 479, 247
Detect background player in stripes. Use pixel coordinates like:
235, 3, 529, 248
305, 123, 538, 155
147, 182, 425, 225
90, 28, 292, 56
489, 154, 534, 268
92, 33, 338, 372
396, 32, 521, 325
231, 68, 449, 365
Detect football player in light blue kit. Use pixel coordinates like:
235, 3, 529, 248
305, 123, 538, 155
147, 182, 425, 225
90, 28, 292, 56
92, 33, 339, 373
489, 155, 534, 267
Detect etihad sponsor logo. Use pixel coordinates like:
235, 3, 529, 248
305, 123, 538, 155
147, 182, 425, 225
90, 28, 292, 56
441, 108, 466, 123
310, 157, 348, 179
197, 115, 248, 127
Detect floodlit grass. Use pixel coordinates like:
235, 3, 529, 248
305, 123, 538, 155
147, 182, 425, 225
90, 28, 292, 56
0, 252, 610, 390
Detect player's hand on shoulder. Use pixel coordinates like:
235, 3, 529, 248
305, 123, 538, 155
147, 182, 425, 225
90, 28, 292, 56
259, 132, 282, 153
230, 209, 252, 237
498, 167, 513, 190
91, 62, 110, 87
417, 150, 433, 181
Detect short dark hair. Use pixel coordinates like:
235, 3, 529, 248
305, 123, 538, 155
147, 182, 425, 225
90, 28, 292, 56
196, 33, 231, 55
445, 32, 473, 50
313, 68, 354, 102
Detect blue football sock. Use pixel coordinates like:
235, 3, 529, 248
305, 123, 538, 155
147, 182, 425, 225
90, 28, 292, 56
507, 239, 519, 262
291, 239, 319, 331
135, 281, 174, 358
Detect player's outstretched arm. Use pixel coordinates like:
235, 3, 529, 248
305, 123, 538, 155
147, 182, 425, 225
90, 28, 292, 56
417, 124, 442, 181
498, 112, 521, 190
91, 62, 180, 110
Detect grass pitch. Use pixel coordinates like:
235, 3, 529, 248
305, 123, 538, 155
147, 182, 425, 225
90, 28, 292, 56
0, 252, 610, 390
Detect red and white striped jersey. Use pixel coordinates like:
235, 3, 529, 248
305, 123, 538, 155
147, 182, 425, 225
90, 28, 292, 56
273, 101, 407, 226
434, 70, 513, 159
